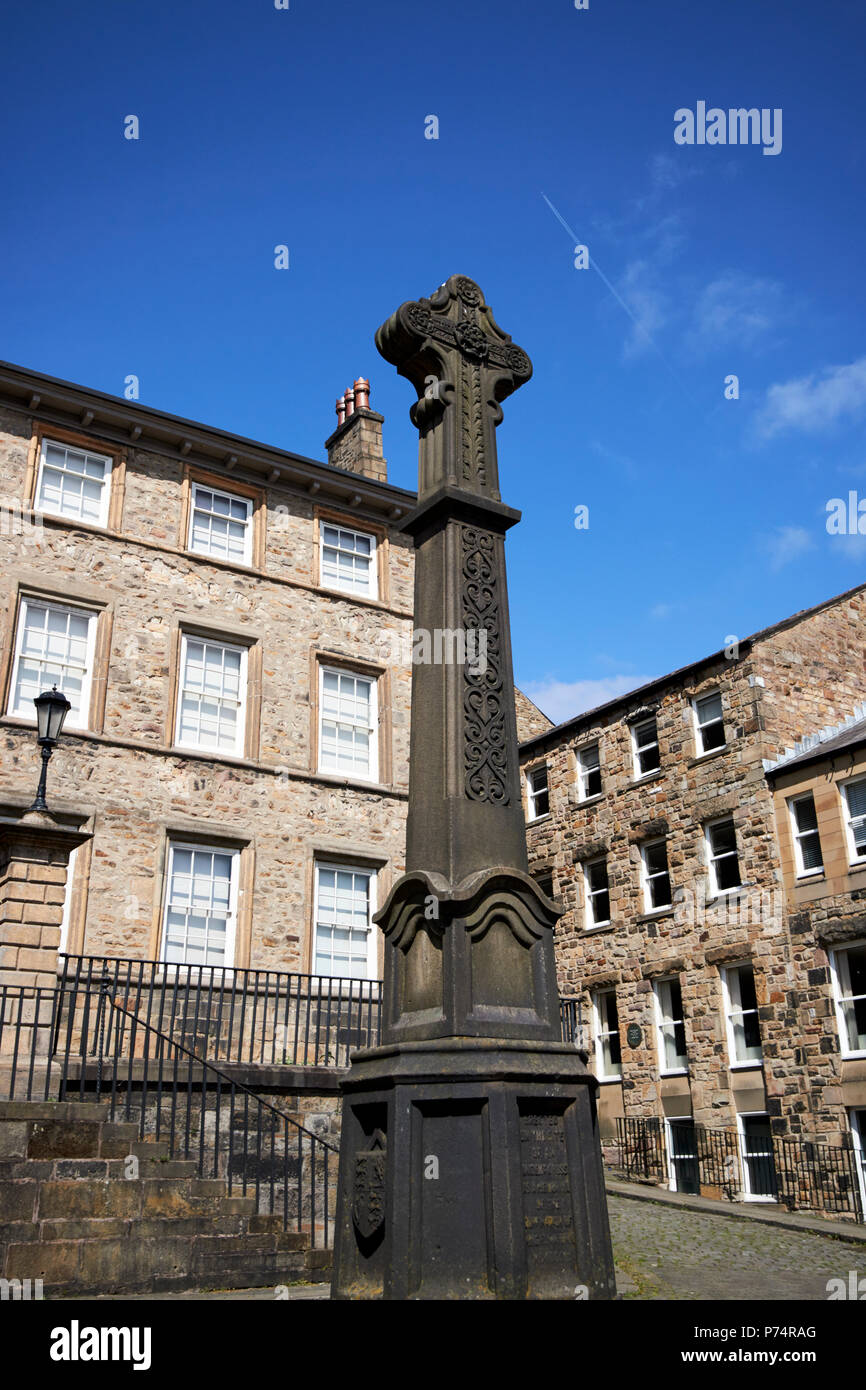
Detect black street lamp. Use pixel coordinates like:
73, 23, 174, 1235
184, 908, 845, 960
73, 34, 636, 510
29, 685, 71, 812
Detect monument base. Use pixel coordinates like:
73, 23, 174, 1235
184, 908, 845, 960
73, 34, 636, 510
330, 1038, 617, 1300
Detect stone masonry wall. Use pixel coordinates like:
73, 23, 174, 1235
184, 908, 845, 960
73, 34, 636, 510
0, 405, 414, 973
522, 582, 866, 1148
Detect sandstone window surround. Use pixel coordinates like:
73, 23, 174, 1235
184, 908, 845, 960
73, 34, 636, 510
309, 649, 391, 789
318, 519, 377, 600
7, 597, 96, 730
693, 690, 727, 757
841, 776, 866, 866
178, 466, 265, 569
830, 942, 866, 1058
167, 622, 262, 764
640, 837, 673, 913
525, 763, 550, 821
721, 962, 763, 1068
175, 634, 247, 757
583, 856, 610, 929
631, 716, 661, 779
788, 792, 824, 877
312, 859, 378, 981
159, 839, 240, 969
148, 825, 255, 970
317, 664, 379, 783
592, 988, 622, 1081
2, 586, 112, 735
705, 817, 743, 897
25, 423, 127, 533
312, 505, 389, 608
577, 742, 602, 800
653, 976, 688, 1075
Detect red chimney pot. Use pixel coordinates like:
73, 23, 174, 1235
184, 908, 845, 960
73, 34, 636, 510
353, 377, 370, 411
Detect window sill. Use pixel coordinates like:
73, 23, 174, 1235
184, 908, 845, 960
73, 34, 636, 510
577, 793, 604, 808
312, 770, 398, 796
319, 582, 380, 606
659, 1068, 689, 1078
527, 813, 551, 827
583, 922, 614, 934
729, 1061, 764, 1072
630, 770, 663, 789
840, 1050, 866, 1062
688, 745, 728, 768
795, 870, 825, 883
637, 907, 674, 923
597, 1075, 622, 1085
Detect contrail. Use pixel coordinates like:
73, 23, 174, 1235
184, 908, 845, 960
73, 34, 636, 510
541, 192, 693, 398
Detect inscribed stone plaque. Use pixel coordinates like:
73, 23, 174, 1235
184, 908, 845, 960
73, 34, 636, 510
519, 1108, 576, 1293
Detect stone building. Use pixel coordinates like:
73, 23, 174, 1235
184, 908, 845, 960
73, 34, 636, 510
519, 584, 866, 1204
0, 362, 419, 987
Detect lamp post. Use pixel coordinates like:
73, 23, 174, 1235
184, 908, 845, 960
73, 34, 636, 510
29, 685, 71, 812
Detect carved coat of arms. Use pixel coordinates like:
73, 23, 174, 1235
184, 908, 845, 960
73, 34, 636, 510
352, 1130, 386, 1239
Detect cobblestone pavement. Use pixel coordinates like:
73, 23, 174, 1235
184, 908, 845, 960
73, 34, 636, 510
609, 1195, 866, 1300
83, 1195, 866, 1300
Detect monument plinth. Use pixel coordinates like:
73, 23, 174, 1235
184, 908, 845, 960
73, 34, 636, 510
331, 276, 616, 1300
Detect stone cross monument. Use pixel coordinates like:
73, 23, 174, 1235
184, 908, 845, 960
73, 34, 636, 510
331, 275, 616, 1300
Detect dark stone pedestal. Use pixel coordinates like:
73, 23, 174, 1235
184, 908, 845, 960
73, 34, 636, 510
331, 1039, 616, 1300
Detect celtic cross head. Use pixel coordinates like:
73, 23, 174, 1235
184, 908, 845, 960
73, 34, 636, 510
375, 275, 533, 502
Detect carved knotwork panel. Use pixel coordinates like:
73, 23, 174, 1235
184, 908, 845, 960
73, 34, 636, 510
462, 525, 508, 804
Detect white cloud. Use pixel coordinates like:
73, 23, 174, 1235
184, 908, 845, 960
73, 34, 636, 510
690, 272, 784, 352
522, 675, 656, 725
756, 358, 866, 439
618, 260, 667, 360
764, 525, 815, 572
649, 602, 674, 620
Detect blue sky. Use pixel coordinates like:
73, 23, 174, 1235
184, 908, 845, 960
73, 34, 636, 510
2, 0, 865, 722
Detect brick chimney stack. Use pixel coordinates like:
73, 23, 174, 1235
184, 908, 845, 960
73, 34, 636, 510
325, 377, 387, 483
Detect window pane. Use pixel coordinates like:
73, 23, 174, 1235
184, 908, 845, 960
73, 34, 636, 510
737, 966, 758, 1013
794, 796, 818, 834
800, 832, 823, 871
11, 601, 93, 726
314, 865, 373, 977
847, 781, 866, 819
37, 441, 110, 524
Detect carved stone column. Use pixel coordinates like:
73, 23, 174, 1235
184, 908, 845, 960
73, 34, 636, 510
331, 277, 615, 1301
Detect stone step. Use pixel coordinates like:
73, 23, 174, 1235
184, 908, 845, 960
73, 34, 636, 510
0, 1101, 111, 1122
5, 1231, 317, 1296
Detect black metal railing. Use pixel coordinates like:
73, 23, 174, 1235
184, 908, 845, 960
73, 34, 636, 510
57, 955, 583, 1065
0, 982, 337, 1245
102, 997, 338, 1246
614, 1116, 864, 1223
58, 954, 382, 1069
